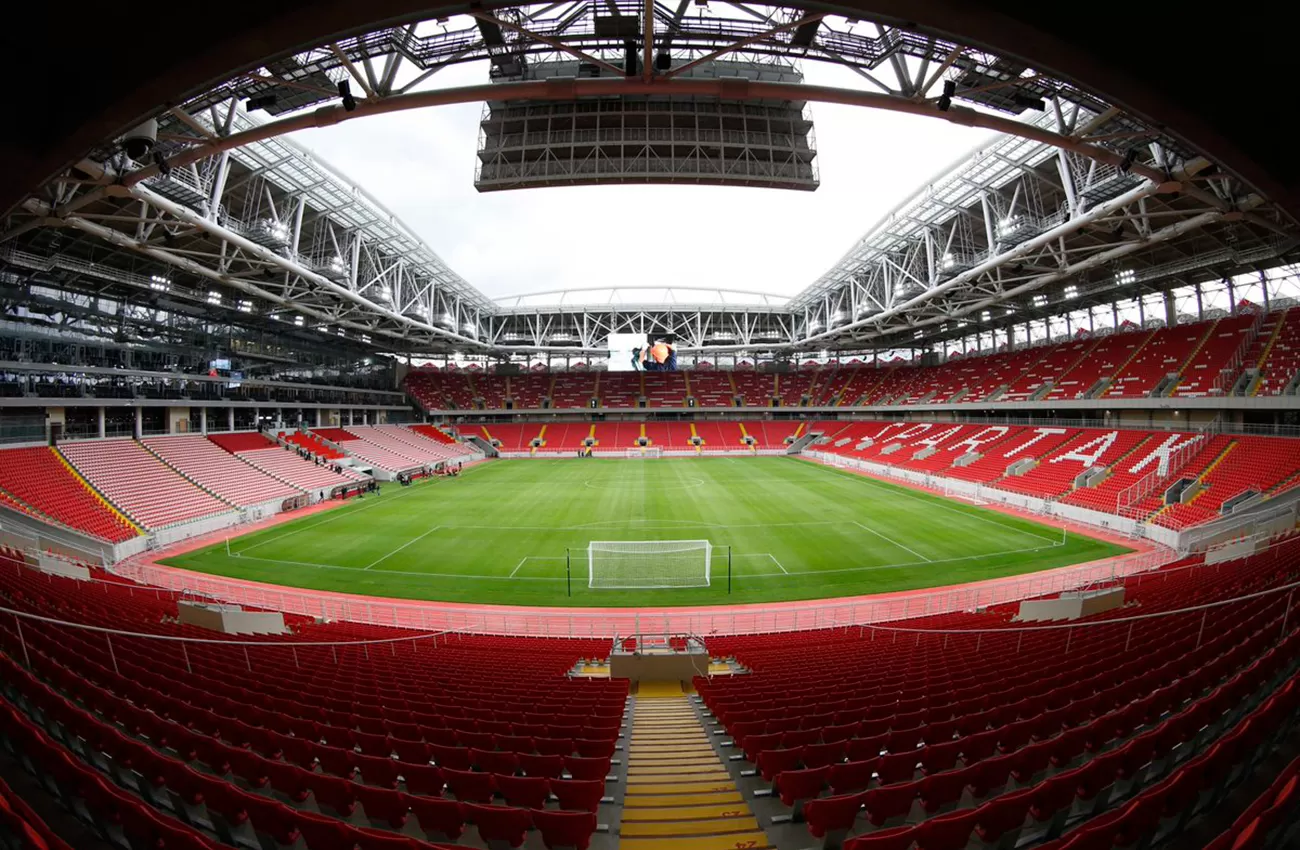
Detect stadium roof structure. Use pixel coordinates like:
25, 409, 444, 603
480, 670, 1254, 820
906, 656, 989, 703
2, 2, 1297, 359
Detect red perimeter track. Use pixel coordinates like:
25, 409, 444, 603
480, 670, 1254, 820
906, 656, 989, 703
112, 457, 1169, 637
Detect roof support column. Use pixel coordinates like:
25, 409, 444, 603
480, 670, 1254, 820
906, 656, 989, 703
207, 152, 230, 222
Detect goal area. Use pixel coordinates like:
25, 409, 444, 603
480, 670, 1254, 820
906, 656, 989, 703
587, 540, 712, 588
625, 447, 663, 458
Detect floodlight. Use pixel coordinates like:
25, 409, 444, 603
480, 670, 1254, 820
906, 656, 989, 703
1119, 148, 1138, 174
338, 80, 357, 112
246, 94, 278, 112
937, 79, 955, 112
152, 150, 171, 177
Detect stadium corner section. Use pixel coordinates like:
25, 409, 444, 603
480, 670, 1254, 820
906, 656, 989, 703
108, 456, 499, 569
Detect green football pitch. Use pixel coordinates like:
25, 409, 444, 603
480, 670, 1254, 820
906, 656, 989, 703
161, 457, 1130, 608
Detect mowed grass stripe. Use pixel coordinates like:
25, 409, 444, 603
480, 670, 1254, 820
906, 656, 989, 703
162, 457, 1130, 607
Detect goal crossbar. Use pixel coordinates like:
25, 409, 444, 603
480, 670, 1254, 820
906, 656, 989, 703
587, 539, 711, 588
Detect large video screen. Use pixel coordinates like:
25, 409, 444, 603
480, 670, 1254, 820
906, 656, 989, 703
608, 333, 677, 371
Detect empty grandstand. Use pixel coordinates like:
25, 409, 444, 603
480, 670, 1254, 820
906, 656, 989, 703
2, 4, 1300, 850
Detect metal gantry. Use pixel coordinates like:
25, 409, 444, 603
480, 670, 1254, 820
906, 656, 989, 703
1, 2, 1295, 362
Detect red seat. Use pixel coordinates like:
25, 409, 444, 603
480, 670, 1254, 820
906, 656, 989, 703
803, 740, 847, 769
353, 785, 409, 829
242, 792, 302, 848
297, 810, 356, 850
829, 759, 878, 794
531, 808, 597, 850
877, 750, 919, 784
975, 786, 1033, 844
804, 791, 865, 839
536, 738, 576, 757
464, 802, 532, 848
442, 768, 495, 803
265, 762, 313, 805
306, 773, 358, 818
862, 779, 920, 827
917, 767, 968, 815
429, 744, 473, 771
473, 749, 520, 776
495, 774, 550, 809
355, 754, 400, 789
563, 756, 609, 781
519, 753, 566, 779
758, 747, 805, 781
399, 762, 444, 796
550, 778, 605, 813
407, 796, 465, 842
914, 805, 981, 850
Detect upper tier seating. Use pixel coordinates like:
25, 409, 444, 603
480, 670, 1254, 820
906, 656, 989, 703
143, 435, 301, 507
59, 439, 232, 530
235, 444, 370, 491
1172, 314, 1258, 397
689, 370, 735, 406
508, 373, 551, 409
1255, 307, 1300, 396
284, 431, 347, 460
823, 366, 886, 406
1046, 329, 1153, 400
1002, 338, 1098, 401
471, 372, 505, 409
401, 310, 1297, 411
777, 371, 815, 406
0, 447, 138, 542
598, 373, 640, 409
1102, 323, 1210, 398
642, 371, 687, 407
732, 371, 774, 406
550, 373, 598, 408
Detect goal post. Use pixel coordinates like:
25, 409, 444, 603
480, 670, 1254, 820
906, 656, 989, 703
588, 540, 712, 588
625, 447, 662, 458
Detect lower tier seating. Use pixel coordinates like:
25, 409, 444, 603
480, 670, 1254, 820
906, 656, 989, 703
58, 440, 232, 531
143, 436, 301, 507
0, 447, 138, 542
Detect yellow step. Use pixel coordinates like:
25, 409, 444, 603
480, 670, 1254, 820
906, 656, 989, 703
629, 757, 723, 769
627, 771, 732, 785
624, 792, 744, 808
621, 816, 762, 837
622, 804, 754, 822
630, 764, 726, 776
625, 781, 736, 795
620, 835, 773, 850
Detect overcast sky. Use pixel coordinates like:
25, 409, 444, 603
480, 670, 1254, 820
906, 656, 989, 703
286, 59, 996, 302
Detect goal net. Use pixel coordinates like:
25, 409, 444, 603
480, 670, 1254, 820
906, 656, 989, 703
625, 447, 663, 458
588, 540, 712, 588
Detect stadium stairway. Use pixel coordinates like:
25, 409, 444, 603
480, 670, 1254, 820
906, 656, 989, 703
622, 690, 773, 850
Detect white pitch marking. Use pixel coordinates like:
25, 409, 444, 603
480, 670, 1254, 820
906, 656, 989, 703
854, 520, 932, 562
363, 526, 441, 570
769, 553, 789, 575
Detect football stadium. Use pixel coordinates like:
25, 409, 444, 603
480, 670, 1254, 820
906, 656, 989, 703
2, 6, 1300, 850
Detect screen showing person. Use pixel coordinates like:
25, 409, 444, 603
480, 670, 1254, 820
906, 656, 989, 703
639, 335, 677, 371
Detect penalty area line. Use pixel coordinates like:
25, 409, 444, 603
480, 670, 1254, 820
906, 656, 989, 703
363, 526, 441, 570
854, 520, 932, 562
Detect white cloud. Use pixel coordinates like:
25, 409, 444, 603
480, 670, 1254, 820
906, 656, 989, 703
286, 60, 996, 300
